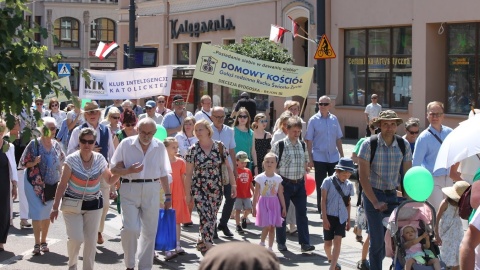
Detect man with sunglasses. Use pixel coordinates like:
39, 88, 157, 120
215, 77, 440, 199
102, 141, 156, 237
364, 94, 382, 137
413, 101, 453, 211
155, 95, 171, 116
305, 95, 344, 215
162, 95, 193, 137
67, 101, 116, 245
138, 100, 164, 125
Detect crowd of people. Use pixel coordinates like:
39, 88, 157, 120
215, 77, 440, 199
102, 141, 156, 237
1, 92, 480, 270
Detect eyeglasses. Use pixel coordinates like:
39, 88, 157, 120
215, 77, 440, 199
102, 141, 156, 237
110, 116, 120, 120
371, 97, 378, 100
213, 115, 225, 120
125, 123, 136, 127
237, 115, 248, 119
51, 103, 59, 107
173, 101, 185, 106
260, 119, 268, 123
318, 103, 330, 106
145, 107, 153, 110
79, 139, 95, 145
85, 111, 98, 115
428, 112, 444, 118
407, 130, 420, 135
140, 131, 155, 136
157, 100, 165, 103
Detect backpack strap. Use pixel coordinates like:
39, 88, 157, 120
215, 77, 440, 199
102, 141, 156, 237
369, 135, 405, 164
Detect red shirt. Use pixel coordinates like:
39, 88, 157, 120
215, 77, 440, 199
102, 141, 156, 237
236, 167, 253, 198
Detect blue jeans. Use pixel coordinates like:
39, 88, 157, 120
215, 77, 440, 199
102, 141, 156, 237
362, 190, 397, 270
219, 184, 236, 227
276, 179, 310, 246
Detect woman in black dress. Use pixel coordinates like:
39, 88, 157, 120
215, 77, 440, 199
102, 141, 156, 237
252, 113, 272, 174
0, 119, 19, 251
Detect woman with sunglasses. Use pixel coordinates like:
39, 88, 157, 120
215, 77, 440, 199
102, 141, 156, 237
50, 127, 119, 270
232, 108, 257, 174
19, 117, 65, 255
252, 113, 271, 175
48, 98, 67, 134
113, 110, 138, 149
101, 107, 121, 140
403, 117, 420, 154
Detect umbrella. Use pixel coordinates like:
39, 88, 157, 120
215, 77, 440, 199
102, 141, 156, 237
434, 114, 480, 171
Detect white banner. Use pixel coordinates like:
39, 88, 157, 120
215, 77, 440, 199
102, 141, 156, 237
43, 77, 72, 104
79, 66, 173, 100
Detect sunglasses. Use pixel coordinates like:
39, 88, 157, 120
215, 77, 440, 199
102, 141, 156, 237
79, 139, 95, 145
408, 130, 420, 135
260, 119, 268, 123
237, 115, 248, 119
145, 107, 153, 110
318, 103, 330, 106
51, 103, 59, 107
157, 100, 165, 103
371, 97, 378, 100
124, 123, 136, 127
173, 101, 185, 105
110, 116, 120, 120
213, 115, 225, 120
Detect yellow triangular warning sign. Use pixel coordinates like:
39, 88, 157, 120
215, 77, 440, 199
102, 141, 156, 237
314, 34, 336, 60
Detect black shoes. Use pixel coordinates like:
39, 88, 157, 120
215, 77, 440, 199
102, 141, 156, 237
236, 225, 244, 234
217, 224, 234, 237
241, 217, 247, 229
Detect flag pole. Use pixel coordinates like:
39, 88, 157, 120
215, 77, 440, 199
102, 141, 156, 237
299, 95, 308, 118
293, 33, 318, 44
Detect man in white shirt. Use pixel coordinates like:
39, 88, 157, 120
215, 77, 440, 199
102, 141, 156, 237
111, 118, 172, 270
194, 95, 213, 124
364, 94, 382, 136
138, 100, 163, 125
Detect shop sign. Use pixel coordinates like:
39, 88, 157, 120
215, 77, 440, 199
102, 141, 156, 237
170, 15, 235, 39
348, 57, 411, 65
452, 58, 469, 65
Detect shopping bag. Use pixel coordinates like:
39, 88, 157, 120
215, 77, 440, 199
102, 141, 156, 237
155, 209, 176, 251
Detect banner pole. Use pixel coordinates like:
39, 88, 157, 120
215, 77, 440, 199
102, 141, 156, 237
185, 76, 195, 111
299, 96, 307, 118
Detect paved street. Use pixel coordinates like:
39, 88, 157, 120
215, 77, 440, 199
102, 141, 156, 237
0, 139, 392, 269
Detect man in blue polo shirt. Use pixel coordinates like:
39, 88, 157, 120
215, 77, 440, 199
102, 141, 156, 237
162, 95, 193, 137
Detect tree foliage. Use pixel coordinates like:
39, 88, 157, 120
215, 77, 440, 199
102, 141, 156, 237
221, 36, 293, 64
0, 0, 67, 137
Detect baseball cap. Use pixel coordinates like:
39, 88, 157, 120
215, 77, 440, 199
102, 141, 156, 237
145, 100, 156, 108
236, 151, 250, 162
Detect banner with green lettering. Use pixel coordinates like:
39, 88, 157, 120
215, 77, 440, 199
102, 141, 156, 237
193, 44, 313, 97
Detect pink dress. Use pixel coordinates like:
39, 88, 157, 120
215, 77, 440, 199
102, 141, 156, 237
255, 173, 283, 227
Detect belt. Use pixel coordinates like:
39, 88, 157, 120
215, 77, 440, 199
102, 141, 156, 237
121, 179, 159, 183
281, 176, 304, 184
372, 188, 397, 195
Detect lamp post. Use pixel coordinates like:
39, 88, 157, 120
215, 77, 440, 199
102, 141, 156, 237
316, 0, 326, 101
128, 0, 135, 69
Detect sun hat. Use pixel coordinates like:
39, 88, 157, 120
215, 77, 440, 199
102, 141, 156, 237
334, 157, 355, 173
145, 100, 156, 108
173, 95, 184, 101
83, 101, 101, 112
236, 151, 250, 163
372, 110, 404, 126
441, 181, 470, 202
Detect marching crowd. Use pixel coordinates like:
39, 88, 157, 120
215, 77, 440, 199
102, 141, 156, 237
1, 92, 480, 270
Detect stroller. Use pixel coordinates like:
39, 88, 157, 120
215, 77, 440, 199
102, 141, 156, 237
384, 200, 447, 270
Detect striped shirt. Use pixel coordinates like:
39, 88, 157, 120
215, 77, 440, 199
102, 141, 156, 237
358, 133, 412, 190
321, 174, 354, 224
65, 151, 108, 201
271, 138, 309, 180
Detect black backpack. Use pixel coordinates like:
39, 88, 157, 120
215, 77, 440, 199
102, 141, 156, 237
369, 134, 406, 164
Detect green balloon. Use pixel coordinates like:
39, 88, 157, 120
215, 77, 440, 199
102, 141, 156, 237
154, 125, 167, 141
403, 166, 434, 202
81, 99, 91, 109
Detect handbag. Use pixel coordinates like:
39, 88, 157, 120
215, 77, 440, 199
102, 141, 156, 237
26, 140, 45, 200
155, 209, 176, 251
217, 141, 229, 185
60, 172, 90, 214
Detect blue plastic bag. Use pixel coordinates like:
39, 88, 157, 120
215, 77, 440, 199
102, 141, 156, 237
155, 209, 176, 251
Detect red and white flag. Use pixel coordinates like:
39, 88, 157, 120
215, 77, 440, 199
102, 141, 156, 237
269, 25, 288, 43
288, 16, 300, 39
95, 41, 119, 60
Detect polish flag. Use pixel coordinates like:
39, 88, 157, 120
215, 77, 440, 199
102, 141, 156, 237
288, 16, 299, 39
269, 25, 288, 43
95, 41, 119, 60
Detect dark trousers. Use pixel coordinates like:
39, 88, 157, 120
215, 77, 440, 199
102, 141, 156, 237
314, 161, 337, 213
219, 184, 236, 227
276, 179, 310, 246
366, 125, 371, 137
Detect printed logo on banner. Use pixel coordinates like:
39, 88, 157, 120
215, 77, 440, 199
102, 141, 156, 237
83, 76, 108, 96
199, 56, 218, 75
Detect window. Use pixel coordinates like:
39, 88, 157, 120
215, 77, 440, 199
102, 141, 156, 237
176, 43, 189, 64
26, 16, 42, 42
344, 27, 412, 108
447, 23, 479, 114
54, 17, 80, 48
90, 18, 115, 49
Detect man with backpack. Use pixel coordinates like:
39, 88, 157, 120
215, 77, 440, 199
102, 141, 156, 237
358, 110, 412, 270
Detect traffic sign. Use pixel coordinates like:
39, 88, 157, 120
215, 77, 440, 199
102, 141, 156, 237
58, 63, 71, 78
314, 34, 336, 60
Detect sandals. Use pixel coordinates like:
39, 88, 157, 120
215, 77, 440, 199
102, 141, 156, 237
40, 243, 49, 252
164, 251, 178, 261
196, 241, 208, 255
32, 244, 41, 256
175, 246, 186, 255
353, 226, 363, 242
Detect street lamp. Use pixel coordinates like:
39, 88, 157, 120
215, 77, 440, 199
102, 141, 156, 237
128, 0, 135, 69
316, 0, 326, 102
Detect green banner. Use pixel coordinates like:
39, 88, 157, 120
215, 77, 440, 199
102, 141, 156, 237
194, 44, 313, 97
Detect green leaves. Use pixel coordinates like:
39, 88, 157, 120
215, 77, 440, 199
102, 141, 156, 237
220, 37, 294, 64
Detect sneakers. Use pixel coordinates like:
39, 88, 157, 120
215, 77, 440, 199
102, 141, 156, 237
241, 217, 247, 229
236, 225, 244, 234
277, 243, 288, 251
301, 244, 315, 253
217, 224, 234, 237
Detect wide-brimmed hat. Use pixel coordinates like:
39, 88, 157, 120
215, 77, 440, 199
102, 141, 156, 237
441, 181, 470, 202
83, 101, 101, 112
334, 157, 355, 173
372, 110, 403, 126
236, 151, 250, 163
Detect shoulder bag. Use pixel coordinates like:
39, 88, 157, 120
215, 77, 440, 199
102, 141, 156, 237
60, 170, 90, 214
217, 141, 230, 185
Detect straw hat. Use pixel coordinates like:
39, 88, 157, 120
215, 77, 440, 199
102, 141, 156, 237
83, 101, 101, 112
372, 110, 403, 127
441, 181, 470, 202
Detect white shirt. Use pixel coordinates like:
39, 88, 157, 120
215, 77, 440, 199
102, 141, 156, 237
138, 113, 164, 125
110, 136, 171, 179
364, 103, 382, 121
175, 133, 198, 158
67, 122, 115, 161
194, 109, 213, 124
271, 130, 287, 147
49, 111, 67, 129
458, 155, 480, 184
